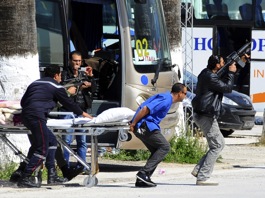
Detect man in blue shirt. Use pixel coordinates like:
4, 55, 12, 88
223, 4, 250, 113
130, 83, 187, 187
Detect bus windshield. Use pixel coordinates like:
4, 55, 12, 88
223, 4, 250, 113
36, 0, 64, 67
126, 0, 172, 73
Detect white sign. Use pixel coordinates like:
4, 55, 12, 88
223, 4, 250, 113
133, 49, 157, 65
182, 27, 213, 76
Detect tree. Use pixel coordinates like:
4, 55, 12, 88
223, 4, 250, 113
162, 0, 184, 135
162, 0, 182, 56
0, 0, 39, 166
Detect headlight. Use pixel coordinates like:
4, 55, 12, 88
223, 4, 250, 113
222, 96, 238, 106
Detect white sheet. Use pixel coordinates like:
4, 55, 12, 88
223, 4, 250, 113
47, 117, 94, 127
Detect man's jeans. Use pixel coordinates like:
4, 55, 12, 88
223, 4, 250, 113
193, 113, 225, 181
62, 115, 87, 170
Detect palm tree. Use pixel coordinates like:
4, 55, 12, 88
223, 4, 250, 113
162, 0, 182, 82
162, 0, 185, 134
0, 0, 39, 100
163, 0, 182, 52
0, 0, 39, 166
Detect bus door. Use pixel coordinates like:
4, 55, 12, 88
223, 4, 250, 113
67, 0, 122, 114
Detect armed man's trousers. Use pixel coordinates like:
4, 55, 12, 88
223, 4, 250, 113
193, 113, 225, 181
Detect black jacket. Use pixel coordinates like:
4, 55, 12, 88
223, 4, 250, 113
192, 68, 235, 118
61, 66, 95, 111
21, 77, 83, 121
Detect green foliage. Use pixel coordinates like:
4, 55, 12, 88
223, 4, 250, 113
0, 162, 17, 180
0, 163, 63, 180
164, 135, 206, 163
104, 129, 206, 164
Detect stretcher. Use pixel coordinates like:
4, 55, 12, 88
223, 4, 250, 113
0, 112, 130, 187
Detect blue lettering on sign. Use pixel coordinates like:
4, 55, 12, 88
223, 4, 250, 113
194, 38, 213, 51
250, 39, 265, 52
258, 39, 265, 52
193, 37, 265, 52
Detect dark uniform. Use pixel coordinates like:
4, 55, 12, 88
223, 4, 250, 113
20, 77, 83, 181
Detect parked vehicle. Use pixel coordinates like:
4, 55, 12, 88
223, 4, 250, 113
183, 70, 256, 137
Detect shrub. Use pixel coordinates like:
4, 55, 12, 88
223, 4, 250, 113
0, 162, 17, 180
104, 129, 206, 164
164, 135, 206, 163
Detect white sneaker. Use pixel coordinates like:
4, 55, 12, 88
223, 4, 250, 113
196, 179, 219, 186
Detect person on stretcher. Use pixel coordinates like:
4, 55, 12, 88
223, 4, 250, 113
16, 65, 92, 188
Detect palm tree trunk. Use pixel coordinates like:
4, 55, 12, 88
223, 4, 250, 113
162, 0, 184, 135
0, 0, 38, 166
0, 0, 39, 100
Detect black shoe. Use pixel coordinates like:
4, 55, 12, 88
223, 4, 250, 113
17, 176, 40, 188
47, 168, 68, 185
61, 166, 84, 181
136, 172, 156, 187
10, 169, 23, 183
135, 178, 156, 188
47, 175, 68, 184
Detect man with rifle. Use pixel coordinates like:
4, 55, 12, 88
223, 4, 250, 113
190, 42, 251, 186
60, 50, 95, 173
191, 54, 237, 186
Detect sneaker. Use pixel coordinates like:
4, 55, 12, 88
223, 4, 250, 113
135, 178, 156, 188
10, 169, 23, 183
17, 176, 41, 188
196, 179, 219, 186
136, 172, 156, 187
191, 169, 198, 178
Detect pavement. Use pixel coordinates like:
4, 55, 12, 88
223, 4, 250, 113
0, 115, 265, 197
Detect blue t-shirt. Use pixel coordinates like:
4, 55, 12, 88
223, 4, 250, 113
132, 91, 172, 132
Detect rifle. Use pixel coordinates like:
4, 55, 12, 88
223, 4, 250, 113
63, 77, 85, 89
63, 81, 84, 89
217, 42, 251, 78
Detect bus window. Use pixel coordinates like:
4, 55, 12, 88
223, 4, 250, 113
126, 0, 172, 73
205, 0, 230, 20
239, 0, 265, 28
102, 3, 119, 51
36, 0, 64, 67
183, 0, 265, 24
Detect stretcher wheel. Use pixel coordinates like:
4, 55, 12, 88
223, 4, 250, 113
83, 176, 98, 187
119, 132, 128, 141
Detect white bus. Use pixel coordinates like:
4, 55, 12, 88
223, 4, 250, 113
181, 0, 265, 112
36, 0, 179, 149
